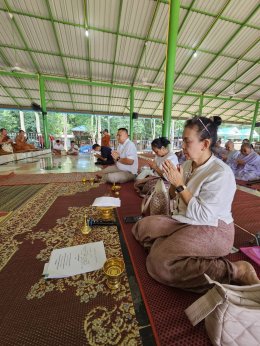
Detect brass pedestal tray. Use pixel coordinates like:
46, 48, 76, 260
103, 257, 125, 289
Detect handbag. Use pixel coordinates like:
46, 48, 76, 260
141, 178, 170, 216
185, 274, 260, 346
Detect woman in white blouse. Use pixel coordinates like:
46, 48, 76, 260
132, 116, 259, 292
148, 137, 178, 179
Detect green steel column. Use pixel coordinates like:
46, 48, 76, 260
129, 88, 134, 140
39, 76, 49, 149
199, 95, 203, 116
162, 0, 181, 137
249, 101, 259, 143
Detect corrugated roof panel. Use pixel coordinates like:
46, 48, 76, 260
120, 0, 155, 37
182, 52, 213, 76
0, 96, 15, 104
6, 88, 27, 98
142, 101, 156, 110
205, 99, 227, 107
247, 6, 260, 26
92, 95, 108, 105
110, 106, 124, 114
175, 48, 193, 73
178, 96, 198, 104
140, 42, 166, 70
133, 69, 158, 86
202, 56, 235, 79
73, 94, 91, 104
0, 12, 26, 47
16, 15, 59, 52
111, 88, 129, 99
219, 60, 253, 81
55, 24, 86, 58
27, 90, 40, 99
220, 100, 239, 109
243, 41, 260, 61
45, 81, 69, 93
134, 90, 148, 100
153, 72, 165, 86
8, 0, 49, 16
90, 31, 116, 62
91, 62, 113, 81
222, 0, 258, 21
49, 91, 71, 102
206, 80, 233, 94
20, 79, 39, 89
222, 109, 239, 116
174, 75, 196, 90
63, 57, 89, 78
200, 20, 240, 52
223, 27, 259, 58
193, 0, 228, 15
149, 2, 168, 41
52, 101, 69, 109
92, 87, 111, 97
70, 84, 91, 94
153, 109, 162, 116
49, 0, 84, 25
110, 98, 126, 107
174, 104, 187, 111
186, 105, 199, 113
32, 53, 64, 75
248, 90, 260, 100
113, 66, 136, 83
116, 37, 143, 66
0, 87, 8, 96
178, 12, 215, 47
145, 93, 163, 102
0, 76, 20, 88
238, 64, 260, 83
88, 0, 120, 32
134, 100, 143, 108
17, 98, 31, 106
188, 77, 213, 92
1, 48, 37, 73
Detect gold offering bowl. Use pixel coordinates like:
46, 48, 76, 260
89, 177, 95, 185
103, 257, 125, 290
82, 177, 87, 184
111, 184, 121, 192
97, 206, 114, 221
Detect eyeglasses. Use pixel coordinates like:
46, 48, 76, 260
197, 117, 211, 136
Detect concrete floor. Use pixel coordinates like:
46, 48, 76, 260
0, 153, 101, 175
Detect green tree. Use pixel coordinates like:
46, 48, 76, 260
0, 110, 19, 132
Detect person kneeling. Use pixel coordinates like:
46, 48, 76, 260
132, 116, 260, 293
97, 128, 138, 184
92, 144, 114, 165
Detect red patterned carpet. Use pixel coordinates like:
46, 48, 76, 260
117, 184, 260, 346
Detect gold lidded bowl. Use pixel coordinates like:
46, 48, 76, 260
103, 257, 125, 290
96, 206, 114, 221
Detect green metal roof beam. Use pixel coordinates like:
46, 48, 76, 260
174, 0, 233, 87
108, 0, 123, 114
83, 0, 93, 112
136, 0, 196, 116
45, 0, 74, 110
3, 1, 40, 72
183, 5, 259, 94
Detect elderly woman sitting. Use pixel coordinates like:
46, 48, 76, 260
132, 116, 260, 292
0, 128, 14, 154
234, 143, 260, 181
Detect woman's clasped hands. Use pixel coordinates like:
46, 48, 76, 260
162, 159, 184, 187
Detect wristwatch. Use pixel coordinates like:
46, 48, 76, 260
175, 185, 187, 193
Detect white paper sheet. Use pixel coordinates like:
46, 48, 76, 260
92, 196, 121, 207
43, 241, 106, 279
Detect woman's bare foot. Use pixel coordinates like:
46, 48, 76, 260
232, 261, 260, 285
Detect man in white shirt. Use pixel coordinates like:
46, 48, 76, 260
52, 140, 65, 155
97, 128, 138, 183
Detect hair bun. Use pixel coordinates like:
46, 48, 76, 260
213, 116, 222, 127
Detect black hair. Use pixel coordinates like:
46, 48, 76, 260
103, 129, 108, 132
56, 140, 60, 143
0, 128, 6, 133
184, 116, 222, 149
19, 129, 24, 133
92, 144, 101, 150
118, 128, 128, 134
151, 137, 170, 149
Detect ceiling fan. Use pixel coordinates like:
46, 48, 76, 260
224, 61, 249, 97
140, 43, 159, 88
0, 12, 31, 74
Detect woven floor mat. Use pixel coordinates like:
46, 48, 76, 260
0, 181, 141, 346
0, 184, 45, 211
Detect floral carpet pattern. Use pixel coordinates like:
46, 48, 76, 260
0, 181, 141, 345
